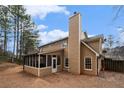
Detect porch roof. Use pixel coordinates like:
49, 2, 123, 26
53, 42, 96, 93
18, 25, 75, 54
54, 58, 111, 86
22, 53, 38, 56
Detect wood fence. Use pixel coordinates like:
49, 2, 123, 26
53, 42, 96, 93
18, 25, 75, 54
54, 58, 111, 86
102, 58, 124, 73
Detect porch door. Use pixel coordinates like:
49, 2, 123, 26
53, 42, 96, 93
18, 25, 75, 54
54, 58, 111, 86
52, 57, 57, 73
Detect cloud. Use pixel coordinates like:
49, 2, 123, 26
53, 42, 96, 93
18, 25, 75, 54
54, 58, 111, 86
117, 26, 124, 32
88, 34, 95, 37
25, 5, 70, 19
116, 27, 124, 42
38, 29, 68, 44
38, 29, 96, 45
37, 24, 48, 30
118, 32, 124, 42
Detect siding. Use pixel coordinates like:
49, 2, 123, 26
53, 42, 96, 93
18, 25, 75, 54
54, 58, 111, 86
87, 39, 100, 53
40, 67, 52, 76
24, 66, 38, 76
40, 39, 68, 53
80, 44, 97, 75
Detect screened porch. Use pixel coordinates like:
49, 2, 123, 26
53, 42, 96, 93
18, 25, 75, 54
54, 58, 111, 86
23, 54, 61, 68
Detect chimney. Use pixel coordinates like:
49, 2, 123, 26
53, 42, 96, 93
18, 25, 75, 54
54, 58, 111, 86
68, 13, 82, 74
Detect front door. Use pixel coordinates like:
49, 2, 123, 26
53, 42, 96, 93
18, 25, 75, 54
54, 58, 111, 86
52, 57, 57, 73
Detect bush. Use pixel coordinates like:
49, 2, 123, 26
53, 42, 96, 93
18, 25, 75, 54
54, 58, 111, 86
0, 56, 9, 63
14, 58, 23, 65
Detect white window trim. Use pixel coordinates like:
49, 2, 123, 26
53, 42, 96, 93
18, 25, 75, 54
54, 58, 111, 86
64, 57, 69, 68
84, 56, 92, 71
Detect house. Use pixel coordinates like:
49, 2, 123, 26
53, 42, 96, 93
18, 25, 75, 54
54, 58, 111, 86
23, 12, 104, 77
103, 47, 124, 60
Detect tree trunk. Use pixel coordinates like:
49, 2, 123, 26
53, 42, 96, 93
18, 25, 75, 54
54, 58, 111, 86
16, 6, 19, 59
12, 16, 16, 62
3, 21, 7, 55
19, 22, 23, 59
4, 29, 7, 55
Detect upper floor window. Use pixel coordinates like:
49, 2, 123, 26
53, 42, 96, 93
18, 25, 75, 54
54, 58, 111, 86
84, 57, 92, 70
62, 42, 68, 48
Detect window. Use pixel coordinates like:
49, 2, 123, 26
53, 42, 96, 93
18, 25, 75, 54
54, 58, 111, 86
64, 58, 68, 68
84, 57, 92, 70
61, 42, 68, 48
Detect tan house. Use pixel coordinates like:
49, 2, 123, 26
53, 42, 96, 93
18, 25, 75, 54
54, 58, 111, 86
23, 12, 104, 77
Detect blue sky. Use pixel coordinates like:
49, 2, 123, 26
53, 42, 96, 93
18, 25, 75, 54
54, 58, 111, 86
24, 5, 124, 45
26, 5, 124, 44
8, 5, 124, 51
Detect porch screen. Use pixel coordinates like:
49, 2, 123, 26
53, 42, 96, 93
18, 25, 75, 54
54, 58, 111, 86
47, 55, 51, 66
40, 55, 46, 67
57, 56, 61, 65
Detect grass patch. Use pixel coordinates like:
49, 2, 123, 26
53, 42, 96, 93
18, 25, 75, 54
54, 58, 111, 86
0, 55, 23, 65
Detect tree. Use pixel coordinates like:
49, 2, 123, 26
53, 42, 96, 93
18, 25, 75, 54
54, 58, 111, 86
113, 6, 124, 47
0, 5, 11, 55
8, 5, 17, 59
19, 14, 39, 59
8, 5, 39, 59
0, 5, 39, 63
104, 35, 114, 49
113, 6, 124, 20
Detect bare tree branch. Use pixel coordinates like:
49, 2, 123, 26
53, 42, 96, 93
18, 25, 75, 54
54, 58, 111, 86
113, 5, 124, 21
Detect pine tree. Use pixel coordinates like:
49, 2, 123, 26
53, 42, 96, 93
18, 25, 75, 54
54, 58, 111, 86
0, 5, 11, 55
0, 5, 39, 63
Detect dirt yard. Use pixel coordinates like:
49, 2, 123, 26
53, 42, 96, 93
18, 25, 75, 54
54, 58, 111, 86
0, 62, 124, 88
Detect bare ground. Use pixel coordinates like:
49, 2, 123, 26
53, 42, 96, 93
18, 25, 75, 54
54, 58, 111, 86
0, 62, 124, 88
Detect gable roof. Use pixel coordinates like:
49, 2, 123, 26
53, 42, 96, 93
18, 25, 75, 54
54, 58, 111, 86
83, 34, 104, 42
39, 34, 103, 48
39, 37, 68, 48
81, 41, 99, 56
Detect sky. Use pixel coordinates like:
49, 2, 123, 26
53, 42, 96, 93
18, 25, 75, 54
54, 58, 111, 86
7, 5, 124, 51
24, 5, 124, 45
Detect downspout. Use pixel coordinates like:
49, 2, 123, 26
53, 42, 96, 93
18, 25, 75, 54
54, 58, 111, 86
97, 56, 99, 76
